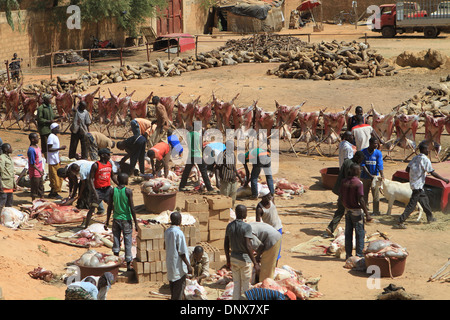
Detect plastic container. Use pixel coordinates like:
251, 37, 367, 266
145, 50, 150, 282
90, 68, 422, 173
142, 191, 177, 213
75, 260, 121, 281
320, 167, 340, 189
365, 255, 407, 278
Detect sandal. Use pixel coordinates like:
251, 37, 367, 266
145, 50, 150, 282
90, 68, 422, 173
393, 223, 407, 229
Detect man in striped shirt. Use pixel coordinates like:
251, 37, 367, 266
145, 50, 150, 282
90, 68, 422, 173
214, 148, 243, 207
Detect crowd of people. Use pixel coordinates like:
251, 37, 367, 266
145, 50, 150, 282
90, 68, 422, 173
0, 98, 448, 301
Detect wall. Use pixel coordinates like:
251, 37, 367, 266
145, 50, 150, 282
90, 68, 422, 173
0, 11, 30, 67
0, 9, 127, 67
284, 0, 391, 24
183, 0, 212, 34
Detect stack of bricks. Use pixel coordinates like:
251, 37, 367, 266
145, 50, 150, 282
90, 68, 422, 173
133, 220, 200, 283
205, 195, 233, 253
198, 242, 224, 270
184, 195, 233, 254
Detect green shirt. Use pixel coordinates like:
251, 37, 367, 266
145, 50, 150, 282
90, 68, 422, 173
113, 187, 132, 220
188, 131, 202, 158
0, 153, 15, 189
37, 103, 55, 135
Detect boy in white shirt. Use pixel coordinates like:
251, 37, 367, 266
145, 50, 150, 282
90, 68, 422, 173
47, 123, 66, 199
395, 141, 449, 229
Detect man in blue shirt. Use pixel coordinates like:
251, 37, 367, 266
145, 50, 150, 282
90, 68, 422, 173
361, 138, 384, 215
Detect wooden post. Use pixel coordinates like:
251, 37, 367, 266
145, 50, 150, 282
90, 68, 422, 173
365, 33, 367, 44
177, 37, 180, 57
146, 43, 150, 62
253, 33, 256, 52
5, 60, 10, 85
195, 36, 198, 60
88, 49, 92, 73
50, 52, 54, 80
168, 38, 171, 60
120, 48, 123, 67
308, 34, 311, 42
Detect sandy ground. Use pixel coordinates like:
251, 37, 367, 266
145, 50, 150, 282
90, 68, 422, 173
1, 24, 450, 301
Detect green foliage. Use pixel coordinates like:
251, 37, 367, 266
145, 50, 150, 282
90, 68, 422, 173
0, 0, 22, 31
199, 0, 217, 10
77, 0, 167, 37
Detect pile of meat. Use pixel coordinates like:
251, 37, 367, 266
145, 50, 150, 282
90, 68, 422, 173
364, 240, 408, 259
29, 199, 87, 225
140, 178, 176, 194
77, 249, 122, 268
218, 265, 322, 300
274, 178, 307, 196
28, 267, 54, 282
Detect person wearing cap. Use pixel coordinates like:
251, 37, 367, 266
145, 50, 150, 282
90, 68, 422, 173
47, 123, 66, 199
167, 129, 183, 157
249, 221, 282, 281
83, 148, 118, 228
255, 188, 282, 262
239, 147, 274, 199
36, 94, 59, 158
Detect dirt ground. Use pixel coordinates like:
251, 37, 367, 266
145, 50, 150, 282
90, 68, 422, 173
1, 24, 450, 301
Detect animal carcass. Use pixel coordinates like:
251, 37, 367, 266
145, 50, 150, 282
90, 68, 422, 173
2, 86, 21, 122
422, 112, 446, 155
130, 92, 153, 119
320, 106, 352, 145
370, 108, 396, 148
212, 93, 239, 132
232, 102, 255, 140
296, 111, 320, 154
275, 100, 304, 140
30, 200, 87, 225
115, 90, 136, 125
75, 87, 100, 114
194, 102, 213, 129
159, 93, 181, 122
255, 106, 276, 138
20, 90, 39, 130
176, 96, 199, 129
52, 88, 74, 120
393, 114, 419, 150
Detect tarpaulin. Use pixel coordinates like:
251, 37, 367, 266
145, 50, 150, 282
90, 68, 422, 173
221, 0, 284, 20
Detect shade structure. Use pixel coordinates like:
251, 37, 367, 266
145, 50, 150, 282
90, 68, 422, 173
297, 0, 321, 12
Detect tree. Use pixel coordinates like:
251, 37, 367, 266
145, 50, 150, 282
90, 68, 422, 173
0, 0, 21, 31
76, 0, 167, 37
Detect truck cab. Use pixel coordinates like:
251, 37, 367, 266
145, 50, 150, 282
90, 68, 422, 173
371, 1, 450, 37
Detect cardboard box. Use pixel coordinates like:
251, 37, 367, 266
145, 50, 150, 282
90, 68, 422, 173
200, 231, 209, 242
147, 250, 156, 262
208, 239, 225, 250
144, 262, 150, 274
136, 237, 146, 250
185, 199, 209, 212
146, 240, 153, 251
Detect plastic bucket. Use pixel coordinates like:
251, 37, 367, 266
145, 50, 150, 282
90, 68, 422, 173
320, 167, 340, 190
142, 191, 177, 213
75, 260, 121, 281
365, 255, 407, 278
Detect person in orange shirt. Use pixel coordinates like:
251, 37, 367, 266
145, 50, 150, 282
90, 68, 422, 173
147, 141, 171, 178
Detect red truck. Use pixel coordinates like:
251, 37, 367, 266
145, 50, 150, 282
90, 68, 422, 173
372, 1, 450, 37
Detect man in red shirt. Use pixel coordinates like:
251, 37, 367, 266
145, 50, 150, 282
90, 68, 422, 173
147, 141, 171, 178
339, 163, 372, 259
83, 148, 118, 228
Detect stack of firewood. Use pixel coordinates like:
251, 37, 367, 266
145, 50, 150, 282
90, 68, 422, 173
267, 40, 397, 80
